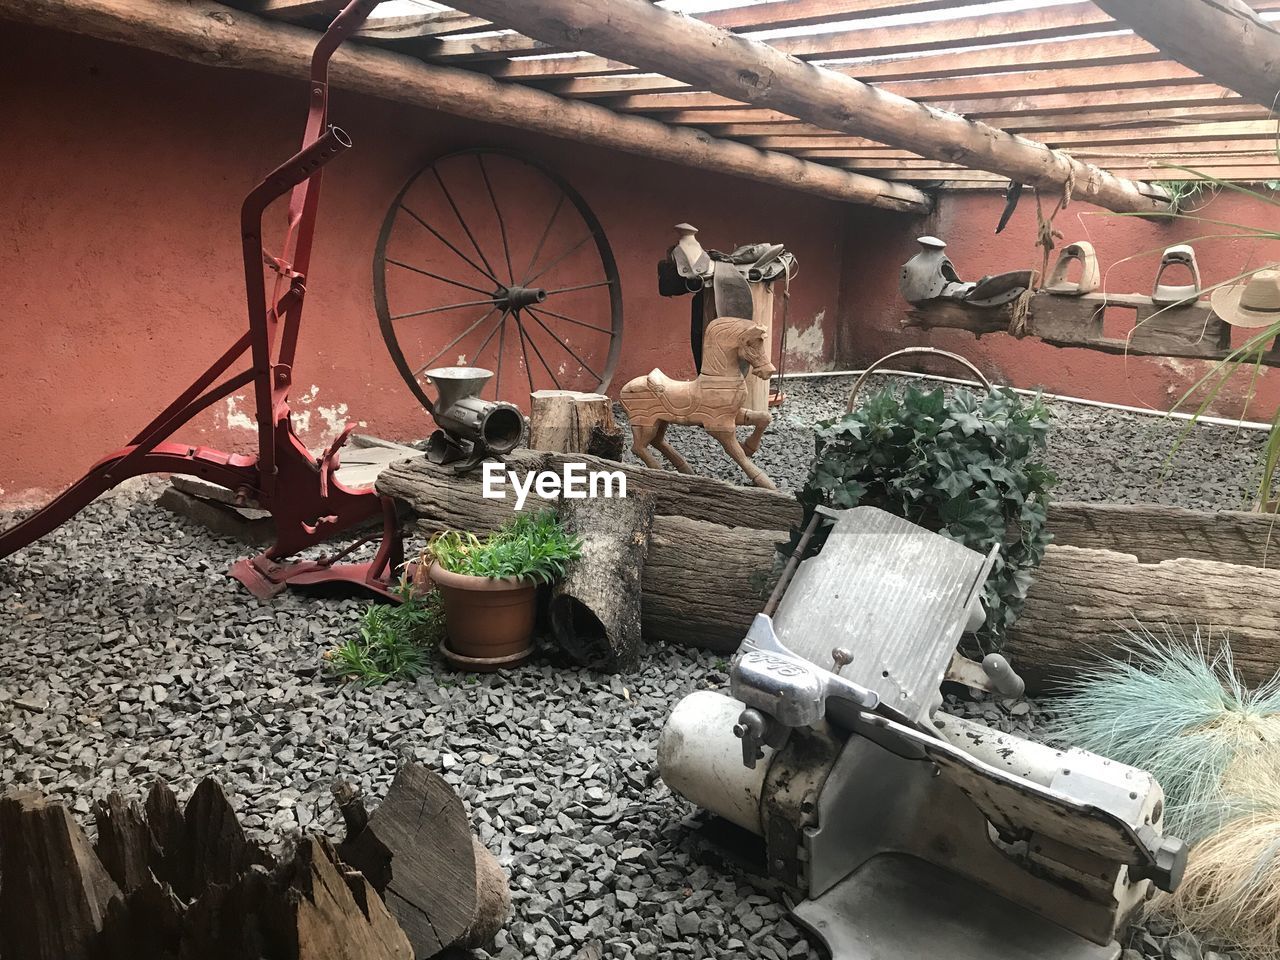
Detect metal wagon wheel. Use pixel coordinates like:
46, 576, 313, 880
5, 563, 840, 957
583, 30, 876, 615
373, 148, 623, 413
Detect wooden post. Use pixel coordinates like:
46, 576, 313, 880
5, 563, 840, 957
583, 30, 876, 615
448, 0, 1172, 215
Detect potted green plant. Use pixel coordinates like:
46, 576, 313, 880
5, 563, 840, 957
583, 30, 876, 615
423, 510, 582, 671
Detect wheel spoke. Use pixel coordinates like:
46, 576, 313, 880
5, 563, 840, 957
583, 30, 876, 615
412, 305, 501, 375
514, 311, 537, 397
494, 314, 508, 400
392, 297, 502, 322
400, 204, 496, 285
517, 313, 564, 390
469, 311, 505, 369
545, 278, 614, 296
520, 192, 565, 285
527, 311, 602, 382
528, 304, 613, 336
431, 166, 501, 283
525, 233, 595, 286
386, 258, 495, 297
477, 154, 515, 284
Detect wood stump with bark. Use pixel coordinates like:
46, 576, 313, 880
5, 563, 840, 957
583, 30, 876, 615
551, 492, 656, 671
528, 390, 624, 458
0, 767, 504, 960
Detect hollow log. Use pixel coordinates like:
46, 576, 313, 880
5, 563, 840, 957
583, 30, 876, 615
0, 0, 929, 213
449, 0, 1171, 214
551, 492, 656, 671
1008, 545, 1280, 688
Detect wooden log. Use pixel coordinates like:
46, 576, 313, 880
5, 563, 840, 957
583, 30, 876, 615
377, 450, 802, 533
1049, 501, 1280, 568
902, 296, 1025, 337
551, 492, 656, 671
337, 765, 492, 957
1008, 545, 1280, 689
642, 515, 781, 650
1093, 0, 1280, 111
0, 0, 929, 214
0, 789, 123, 960
528, 390, 620, 455
449, 0, 1172, 215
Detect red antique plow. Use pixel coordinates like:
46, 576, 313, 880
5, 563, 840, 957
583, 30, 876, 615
0, 0, 404, 600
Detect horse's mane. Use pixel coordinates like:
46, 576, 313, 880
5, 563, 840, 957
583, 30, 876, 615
705, 315, 760, 339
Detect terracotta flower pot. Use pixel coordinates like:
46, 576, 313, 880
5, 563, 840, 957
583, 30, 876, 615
429, 561, 537, 671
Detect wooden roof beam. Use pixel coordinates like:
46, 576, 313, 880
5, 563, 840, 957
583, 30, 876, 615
0, 0, 929, 214
605, 62, 1210, 112
746, 121, 1280, 149
451, 0, 1170, 213
1093, 0, 1280, 110
652, 84, 1245, 126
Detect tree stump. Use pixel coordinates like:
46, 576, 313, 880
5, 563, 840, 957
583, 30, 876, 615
551, 492, 656, 671
528, 390, 624, 457
336, 765, 510, 956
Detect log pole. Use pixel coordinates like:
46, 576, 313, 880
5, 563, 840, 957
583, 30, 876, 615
450, 0, 1172, 215
1093, 0, 1280, 111
0, 0, 929, 213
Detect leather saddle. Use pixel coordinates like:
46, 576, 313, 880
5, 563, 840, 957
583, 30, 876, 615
658, 223, 794, 370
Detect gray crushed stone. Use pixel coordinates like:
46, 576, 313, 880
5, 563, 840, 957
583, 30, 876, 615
1, 374, 1263, 960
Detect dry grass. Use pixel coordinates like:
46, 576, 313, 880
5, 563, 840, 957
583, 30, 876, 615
1159, 750, 1280, 960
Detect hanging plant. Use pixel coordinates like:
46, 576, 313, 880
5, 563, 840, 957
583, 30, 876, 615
800, 384, 1055, 653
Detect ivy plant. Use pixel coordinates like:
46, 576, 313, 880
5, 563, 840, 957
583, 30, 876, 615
801, 384, 1056, 652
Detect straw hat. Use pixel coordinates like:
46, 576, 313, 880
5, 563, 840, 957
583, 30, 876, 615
1210, 269, 1280, 328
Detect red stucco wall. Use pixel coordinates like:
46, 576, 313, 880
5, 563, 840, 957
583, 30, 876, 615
4, 23, 1278, 509
0, 24, 848, 506
839, 190, 1280, 415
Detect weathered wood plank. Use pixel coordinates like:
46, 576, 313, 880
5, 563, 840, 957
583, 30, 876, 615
0, 790, 123, 960
1049, 501, 1280, 568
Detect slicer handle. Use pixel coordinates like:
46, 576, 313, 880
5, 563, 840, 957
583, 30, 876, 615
982, 654, 1025, 699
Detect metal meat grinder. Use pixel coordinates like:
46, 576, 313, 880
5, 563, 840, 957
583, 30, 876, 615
659, 506, 1186, 960
422, 366, 523, 473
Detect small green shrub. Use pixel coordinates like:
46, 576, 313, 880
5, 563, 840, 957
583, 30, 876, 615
426, 510, 582, 584
326, 579, 444, 686
801, 384, 1055, 652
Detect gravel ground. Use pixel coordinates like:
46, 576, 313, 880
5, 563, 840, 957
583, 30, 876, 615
0, 373, 1265, 960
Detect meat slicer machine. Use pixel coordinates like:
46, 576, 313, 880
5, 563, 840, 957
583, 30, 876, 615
659, 506, 1186, 959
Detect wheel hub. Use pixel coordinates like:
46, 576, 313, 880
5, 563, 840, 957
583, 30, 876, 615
499, 285, 548, 310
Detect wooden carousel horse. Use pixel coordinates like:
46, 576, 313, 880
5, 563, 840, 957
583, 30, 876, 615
620, 316, 777, 489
